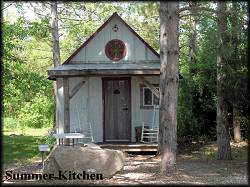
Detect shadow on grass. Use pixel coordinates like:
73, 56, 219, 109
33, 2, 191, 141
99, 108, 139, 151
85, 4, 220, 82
178, 141, 248, 160
3, 134, 47, 166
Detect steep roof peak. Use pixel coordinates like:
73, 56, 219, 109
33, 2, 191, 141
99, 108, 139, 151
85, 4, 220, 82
63, 12, 159, 64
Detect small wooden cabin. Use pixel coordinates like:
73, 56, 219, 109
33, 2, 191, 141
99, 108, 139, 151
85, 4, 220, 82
48, 12, 160, 143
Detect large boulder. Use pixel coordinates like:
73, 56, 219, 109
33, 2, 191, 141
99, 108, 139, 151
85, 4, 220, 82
44, 145, 125, 179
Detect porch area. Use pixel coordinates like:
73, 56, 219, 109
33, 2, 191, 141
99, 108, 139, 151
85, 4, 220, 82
97, 143, 158, 153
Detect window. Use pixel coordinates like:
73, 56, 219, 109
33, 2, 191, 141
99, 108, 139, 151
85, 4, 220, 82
140, 84, 160, 109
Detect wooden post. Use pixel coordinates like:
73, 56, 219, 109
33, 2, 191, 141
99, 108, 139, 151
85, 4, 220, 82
63, 77, 70, 146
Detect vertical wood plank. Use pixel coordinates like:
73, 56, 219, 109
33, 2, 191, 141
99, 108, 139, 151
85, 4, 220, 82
63, 77, 70, 145
103, 78, 131, 142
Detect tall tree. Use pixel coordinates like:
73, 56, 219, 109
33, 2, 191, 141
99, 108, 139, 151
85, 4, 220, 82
231, 2, 242, 143
51, 1, 61, 134
51, 2, 61, 67
158, 2, 180, 175
188, 2, 197, 66
216, 2, 232, 160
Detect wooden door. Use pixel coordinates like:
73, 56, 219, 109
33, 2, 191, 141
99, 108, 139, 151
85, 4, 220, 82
103, 78, 131, 142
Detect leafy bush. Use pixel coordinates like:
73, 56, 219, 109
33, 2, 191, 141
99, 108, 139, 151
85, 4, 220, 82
18, 93, 53, 128
3, 117, 20, 131
43, 128, 57, 148
177, 78, 200, 138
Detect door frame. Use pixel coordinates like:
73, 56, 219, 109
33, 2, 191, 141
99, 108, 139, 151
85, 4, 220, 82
102, 77, 131, 143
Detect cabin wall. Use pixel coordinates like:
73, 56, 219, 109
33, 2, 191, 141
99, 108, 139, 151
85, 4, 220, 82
70, 16, 159, 63
87, 77, 103, 142
131, 76, 159, 142
56, 77, 103, 142
57, 76, 159, 143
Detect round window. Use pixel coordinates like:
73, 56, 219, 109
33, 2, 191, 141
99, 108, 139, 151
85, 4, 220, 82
105, 39, 127, 61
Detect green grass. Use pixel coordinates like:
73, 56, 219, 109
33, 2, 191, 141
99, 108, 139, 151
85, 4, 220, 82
178, 141, 248, 160
3, 134, 46, 165
3, 126, 50, 167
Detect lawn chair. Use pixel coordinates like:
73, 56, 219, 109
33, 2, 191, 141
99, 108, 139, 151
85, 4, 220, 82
72, 122, 94, 144
72, 104, 94, 144
141, 105, 159, 143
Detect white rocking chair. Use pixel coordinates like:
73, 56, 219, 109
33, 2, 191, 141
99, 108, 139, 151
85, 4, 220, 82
140, 105, 159, 143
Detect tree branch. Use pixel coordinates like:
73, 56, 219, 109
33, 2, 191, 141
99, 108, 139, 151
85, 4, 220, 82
178, 6, 233, 15
1, 3, 14, 11
178, 6, 217, 14
180, 13, 216, 20
30, 2, 51, 18
28, 47, 51, 52
58, 17, 84, 22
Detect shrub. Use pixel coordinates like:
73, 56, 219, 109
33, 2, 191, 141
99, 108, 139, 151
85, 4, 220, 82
18, 93, 53, 128
3, 117, 19, 130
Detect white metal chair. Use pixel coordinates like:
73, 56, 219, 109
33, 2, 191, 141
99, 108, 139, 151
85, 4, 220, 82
73, 122, 94, 144
73, 104, 94, 144
140, 105, 159, 143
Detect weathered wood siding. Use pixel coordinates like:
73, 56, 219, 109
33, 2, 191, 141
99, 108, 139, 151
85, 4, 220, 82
69, 16, 159, 63
57, 77, 103, 142
57, 76, 159, 142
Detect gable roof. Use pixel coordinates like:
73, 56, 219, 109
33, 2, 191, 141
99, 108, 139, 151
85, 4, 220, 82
63, 12, 159, 64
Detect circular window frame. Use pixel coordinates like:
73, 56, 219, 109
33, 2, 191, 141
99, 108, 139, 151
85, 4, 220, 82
105, 39, 127, 61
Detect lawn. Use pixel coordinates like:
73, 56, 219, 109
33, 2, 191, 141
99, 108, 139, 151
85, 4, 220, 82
3, 126, 50, 167
178, 141, 248, 160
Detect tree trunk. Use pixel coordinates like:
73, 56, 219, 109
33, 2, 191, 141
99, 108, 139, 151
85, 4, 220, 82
189, 2, 197, 66
231, 2, 239, 65
188, 2, 198, 135
231, 2, 242, 143
158, 2, 179, 175
216, 1, 232, 160
51, 1, 61, 130
51, 1, 61, 68
233, 104, 242, 142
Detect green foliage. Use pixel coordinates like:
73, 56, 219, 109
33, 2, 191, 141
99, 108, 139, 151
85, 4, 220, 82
125, 2, 159, 52
3, 8, 54, 128
44, 132, 57, 148
2, 2, 248, 139
177, 5, 218, 139
3, 117, 20, 131
18, 93, 53, 128
2, 17, 28, 60
28, 17, 50, 40
178, 79, 199, 138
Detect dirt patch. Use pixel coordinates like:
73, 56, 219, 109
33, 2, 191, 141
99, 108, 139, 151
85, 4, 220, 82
94, 154, 248, 185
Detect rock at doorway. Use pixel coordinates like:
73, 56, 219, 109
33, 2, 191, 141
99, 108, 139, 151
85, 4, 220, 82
44, 145, 125, 178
